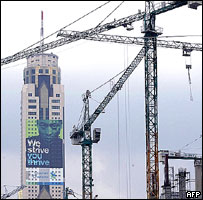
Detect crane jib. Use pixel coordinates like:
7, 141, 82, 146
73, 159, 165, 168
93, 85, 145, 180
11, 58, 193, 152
1, 1, 191, 66
81, 46, 147, 131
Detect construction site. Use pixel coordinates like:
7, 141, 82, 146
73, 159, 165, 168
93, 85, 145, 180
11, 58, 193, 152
1, 1, 202, 199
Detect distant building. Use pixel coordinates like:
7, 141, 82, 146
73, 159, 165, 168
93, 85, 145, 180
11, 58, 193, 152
21, 53, 65, 199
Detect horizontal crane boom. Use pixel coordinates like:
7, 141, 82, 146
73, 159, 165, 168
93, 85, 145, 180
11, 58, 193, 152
1, 33, 201, 67
60, 31, 202, 51
1, 1, 188, 66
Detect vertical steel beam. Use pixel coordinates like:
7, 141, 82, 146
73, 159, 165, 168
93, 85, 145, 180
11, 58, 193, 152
143, 1, 160, 198
82, 91, 93, 199
82, 143, 92, 199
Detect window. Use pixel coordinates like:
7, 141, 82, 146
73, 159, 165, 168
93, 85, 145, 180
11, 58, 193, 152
28, 99, 36, 103
58, 77, 61, 84
31, 69, 35, 74
39, 69, 43, 73
26, 77, 29, 84
31, 76, 35, 83
45, 69, 49, 73
26, 70, 29, 75
52, 99, 60, 103
52, 112, 60, 116
48, 59, 51, 62
28, 112, 36, 115
56, 94, 60, 97
28, 93, 32, 96
52, 106, 60, 109
53, 69, 56, 74
28, 105, 36, 109
46, 108, 49, 120
53, 76, 56, 84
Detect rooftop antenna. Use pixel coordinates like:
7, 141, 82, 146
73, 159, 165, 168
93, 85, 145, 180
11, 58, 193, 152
40, 10, 44, 52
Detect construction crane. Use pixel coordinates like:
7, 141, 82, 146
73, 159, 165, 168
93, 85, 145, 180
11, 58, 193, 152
70, 46, 146, 199
1, 1, 202, 199
1, 185, 26, 199
66, 2, 201, 199
1, 1, 190, 66
68, 39, 201, 199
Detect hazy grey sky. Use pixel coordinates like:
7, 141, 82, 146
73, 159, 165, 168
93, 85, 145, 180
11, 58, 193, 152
1, 1, 202, 199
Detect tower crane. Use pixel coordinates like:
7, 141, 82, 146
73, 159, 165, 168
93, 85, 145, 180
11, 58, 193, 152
1, 185, 26, 199
70, 46, 146, 199
1, 1, 190, 66
1, 1, 202, 199
63, 2, 201, 199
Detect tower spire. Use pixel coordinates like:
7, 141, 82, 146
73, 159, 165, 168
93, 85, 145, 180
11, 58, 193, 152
40, 10, 44, 50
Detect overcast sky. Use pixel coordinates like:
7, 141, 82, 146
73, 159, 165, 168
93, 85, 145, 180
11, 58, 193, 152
1, 1, 202, 199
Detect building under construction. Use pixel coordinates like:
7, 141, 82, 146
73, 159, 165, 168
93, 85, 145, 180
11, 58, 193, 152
160, 150, 202, 199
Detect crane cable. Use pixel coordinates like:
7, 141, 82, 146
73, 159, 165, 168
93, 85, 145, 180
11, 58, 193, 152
126, 45, 132, 199
14, 1, 111, 53
124, 44, 132, 199
76, 103, 85, 129
117, 92, 121, 199
96, 1, 125, 27
123, 45, 128, 198
179, 134, 202, 151
188, 68, 193, 101
90, 68, 126, 94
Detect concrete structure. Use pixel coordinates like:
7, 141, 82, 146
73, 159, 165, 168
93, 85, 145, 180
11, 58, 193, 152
21, 53, 65, 199
178, 168, 187, 199
194, 159, 202, 199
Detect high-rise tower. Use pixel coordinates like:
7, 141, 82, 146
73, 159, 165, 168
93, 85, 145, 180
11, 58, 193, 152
21, 11, 65, 199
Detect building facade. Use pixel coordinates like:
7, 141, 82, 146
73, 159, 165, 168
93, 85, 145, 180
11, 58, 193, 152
21, 53, 65, 199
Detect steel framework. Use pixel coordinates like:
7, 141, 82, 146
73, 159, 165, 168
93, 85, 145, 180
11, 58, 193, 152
142, 1, 160, 198
1, 1, 188, 66
82, 90, 93, 199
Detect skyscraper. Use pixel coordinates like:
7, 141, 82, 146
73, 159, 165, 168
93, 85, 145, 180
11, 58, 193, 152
21, 52, 65, 199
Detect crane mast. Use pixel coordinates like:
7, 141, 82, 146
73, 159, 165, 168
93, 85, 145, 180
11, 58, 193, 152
142, 1, 162, 198
82, 90, 93, 199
